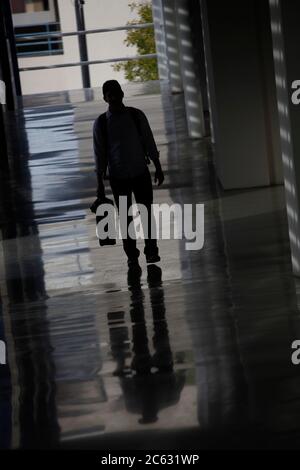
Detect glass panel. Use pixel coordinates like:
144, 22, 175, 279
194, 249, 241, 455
15, 22, 63, 57
11, 0, 50, 14
25, 0, 49, 12
11, 0, 26, 14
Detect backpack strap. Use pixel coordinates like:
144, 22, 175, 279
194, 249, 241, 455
127, 107, 151, 164
97, 108, 151, 177
98, 112, 109, 178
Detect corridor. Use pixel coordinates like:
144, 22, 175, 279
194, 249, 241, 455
1, 82, 300, 450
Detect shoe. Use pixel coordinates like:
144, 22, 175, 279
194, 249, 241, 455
146, 253, 161, 264
147, 264, 162, 286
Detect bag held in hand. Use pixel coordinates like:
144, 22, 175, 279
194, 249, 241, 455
90, 197, 116, 247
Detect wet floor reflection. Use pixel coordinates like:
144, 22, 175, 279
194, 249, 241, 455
1, 82, 300, 449
0, 319, 11, 450
13, 301, 60, 449
0, 109, 60, 449
108, 265, 185, 426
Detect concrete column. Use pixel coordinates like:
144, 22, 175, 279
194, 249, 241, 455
152, 0, 169, 81
74, 0, 90, 89
269, 0, 300, 276
0, 0, 17, 110
175, 0, 205, 138
2, 0, 22, 97
0, 106, 8, 173
160, 0, 183, 93
200, 0, 282, 189
187, 0, 209, 113
200, 0, 217, 143
0, 1, 11, 174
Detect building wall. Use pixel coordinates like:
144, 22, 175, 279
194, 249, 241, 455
15, 0, 138, 95
201, 0, 281, 189
84, 0, 137, 89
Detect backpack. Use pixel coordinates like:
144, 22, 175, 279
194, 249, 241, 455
98, 106, 151, 177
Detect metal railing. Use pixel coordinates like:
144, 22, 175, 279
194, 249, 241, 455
19, 54, 158, 72
17, 22, 157, 72
19, 22, 155, 40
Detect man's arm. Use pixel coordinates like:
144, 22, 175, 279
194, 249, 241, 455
137, 110, 164, 186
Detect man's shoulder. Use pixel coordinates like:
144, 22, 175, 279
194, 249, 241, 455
95, 111, 107, 121
94, 112, 107, 127
126, 107, 146, 122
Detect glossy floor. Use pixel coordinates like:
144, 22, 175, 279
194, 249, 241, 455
1, 82, 300, 450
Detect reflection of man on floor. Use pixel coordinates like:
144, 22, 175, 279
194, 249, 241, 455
93, 80, 164, 267
108, 265, 185, 424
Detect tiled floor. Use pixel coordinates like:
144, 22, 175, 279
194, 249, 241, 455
1, 81, 300, 449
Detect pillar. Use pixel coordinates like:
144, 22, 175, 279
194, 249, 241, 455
74, 0, 90, 89
160, 0, 183, 93
175, 0, 205, 138
269, 0, 300, 276
0, 2, 9, 173
153, 0, 206, 139
152, 0, 169, 81
2, 0, 22, 97
0, 0, 17, 110
200, 0, 282, 189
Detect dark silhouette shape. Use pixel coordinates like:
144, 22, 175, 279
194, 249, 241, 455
0, 110, 60, 449
90, 196, 116, 246
107, 265, 185, 425
92, 80, 164, 265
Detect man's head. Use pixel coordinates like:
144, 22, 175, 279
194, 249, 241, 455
102, 80, 124, 106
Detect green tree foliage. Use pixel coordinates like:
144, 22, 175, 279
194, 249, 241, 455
113, 2, 158, 82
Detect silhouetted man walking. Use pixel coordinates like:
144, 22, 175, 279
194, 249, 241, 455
93, 80, 164, 266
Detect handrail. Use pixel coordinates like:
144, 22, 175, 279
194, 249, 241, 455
17, 40, 63, 47
18, 50, 63, 57
19, 53, 157, 72
14, 21, 60, 29
15, 22, 154, 41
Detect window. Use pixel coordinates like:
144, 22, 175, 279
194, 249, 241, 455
15, 23, 63, 57
11, 0, 50, 14
12, 0, 57, 27
12, 0, 63, 57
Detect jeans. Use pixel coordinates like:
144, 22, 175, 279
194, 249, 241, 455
110, 169, 158, 259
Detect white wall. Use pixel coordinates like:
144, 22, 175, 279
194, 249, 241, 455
84, 0, 137, 88
200, 0, 277, 189
17, 0, 139, 95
